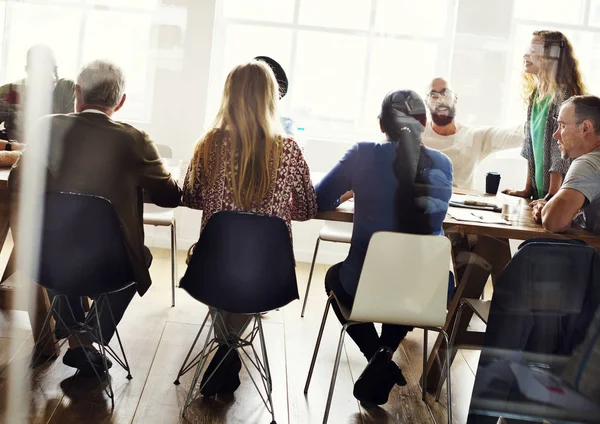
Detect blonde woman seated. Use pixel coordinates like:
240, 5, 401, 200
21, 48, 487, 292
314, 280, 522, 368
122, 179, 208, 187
182, 60, 317, 396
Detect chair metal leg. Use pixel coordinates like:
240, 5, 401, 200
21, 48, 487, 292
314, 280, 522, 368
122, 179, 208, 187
31, 296, 59, 366
436, 302, 466, 401
104, 297, 132, 379
256, 317, 275, 423
182, 315, 217, 418
181, 311, 276, 421
92, 300, 115, 409
174, 311, 210, 384
422, 326, 452, 424
173, 219, 178, 284
422, 329, 428, 401
304, 294, 333, 394
443, 330, 453, 424
301, 237, 321, 318
323, 323, 349, 424
170, 221, 176, 307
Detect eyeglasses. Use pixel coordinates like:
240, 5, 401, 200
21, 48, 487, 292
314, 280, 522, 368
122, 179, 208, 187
427, 89, 456, 104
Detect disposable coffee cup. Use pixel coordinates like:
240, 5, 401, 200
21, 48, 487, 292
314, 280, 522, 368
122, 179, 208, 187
486, 172, 501, 195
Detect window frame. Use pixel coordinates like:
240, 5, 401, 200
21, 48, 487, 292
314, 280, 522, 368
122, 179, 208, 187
503, 0, 600, 126
0, 0, 161, 123
209, 0, 458, 142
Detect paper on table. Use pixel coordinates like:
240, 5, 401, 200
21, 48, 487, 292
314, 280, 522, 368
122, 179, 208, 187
447, 208, 511, 225
451, 193, 500, 207
510, 362, 600, 413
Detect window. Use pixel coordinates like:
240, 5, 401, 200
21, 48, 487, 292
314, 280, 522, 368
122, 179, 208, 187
291, 32, 367, 121
81, 8, 157, 120
2, 2, 82, 84
298, 0, 372, 31
0, 0, 186, 122
223, 0, 295, 24
505, 3, 600, 125
513, 0, 586, 26
591, 0, 600, 27
210, 0, 457, 141
374, 0, 451, 38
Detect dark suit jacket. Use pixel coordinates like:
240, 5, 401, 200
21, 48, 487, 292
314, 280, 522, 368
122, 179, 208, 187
0, 78, 75, 140
8, 112, 181, 295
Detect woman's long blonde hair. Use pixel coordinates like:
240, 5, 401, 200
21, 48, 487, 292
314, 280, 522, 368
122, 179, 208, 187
522, 30, 586, 103
188, 60, 285, 208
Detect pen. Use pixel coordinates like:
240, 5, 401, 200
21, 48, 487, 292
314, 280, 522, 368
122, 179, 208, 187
471, 212, 484, 220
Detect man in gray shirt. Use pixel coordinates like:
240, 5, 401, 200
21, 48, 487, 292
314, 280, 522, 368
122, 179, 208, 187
532, 95, 600, 235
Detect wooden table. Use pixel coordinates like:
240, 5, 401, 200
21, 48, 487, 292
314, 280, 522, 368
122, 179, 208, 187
316, 199, 600, 249
315, 196, 600, 392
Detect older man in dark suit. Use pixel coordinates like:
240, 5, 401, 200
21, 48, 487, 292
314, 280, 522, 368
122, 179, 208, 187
9, 60, 181, 373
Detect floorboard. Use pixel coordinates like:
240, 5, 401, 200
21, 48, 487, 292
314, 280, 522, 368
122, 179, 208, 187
400, 329, 476, 424
45, 250, 186, 424
134, 319, 288, 424
284, 264, 363, 424
0, 250, 479, 424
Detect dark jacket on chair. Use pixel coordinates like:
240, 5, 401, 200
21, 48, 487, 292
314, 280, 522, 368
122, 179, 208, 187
8, 112, 181, 295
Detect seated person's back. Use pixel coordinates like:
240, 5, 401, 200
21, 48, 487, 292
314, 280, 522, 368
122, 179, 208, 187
10, 60, 181, 297
180, 60, 317, 397
8, 59, 181, 375
315, 89, 452, 406
182, 60, 317, 234
317, 90, 453, 296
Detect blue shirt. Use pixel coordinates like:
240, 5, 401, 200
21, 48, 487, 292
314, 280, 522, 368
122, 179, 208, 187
316, 141, 453, 296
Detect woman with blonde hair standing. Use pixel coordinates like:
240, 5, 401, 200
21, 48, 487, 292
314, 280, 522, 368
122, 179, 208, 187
504, 30, 586, 201
182, 60, 317, 396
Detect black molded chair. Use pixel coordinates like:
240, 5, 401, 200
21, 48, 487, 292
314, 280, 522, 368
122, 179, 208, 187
174, 211, 298, 423
32, 191, 135, 407
467, 238, 600, 423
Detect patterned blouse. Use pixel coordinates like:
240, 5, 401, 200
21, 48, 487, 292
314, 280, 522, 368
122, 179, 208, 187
182, 132, 317, 240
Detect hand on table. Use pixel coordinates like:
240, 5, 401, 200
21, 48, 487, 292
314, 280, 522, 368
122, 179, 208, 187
339, 190, 353, 204
502, 188, 531, 198
529, 199, 544, 208
532, 200, 547, 224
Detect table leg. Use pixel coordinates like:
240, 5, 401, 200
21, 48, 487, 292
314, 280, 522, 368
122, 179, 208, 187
0, 190, 12, 285
0, 188, 59, 358
423, 235, 511, 392
30, 285, 59, 359
1, 248, 14, 283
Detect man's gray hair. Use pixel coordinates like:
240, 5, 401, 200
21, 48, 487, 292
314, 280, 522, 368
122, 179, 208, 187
565, 95, 600, 134
77, 60, 125, 108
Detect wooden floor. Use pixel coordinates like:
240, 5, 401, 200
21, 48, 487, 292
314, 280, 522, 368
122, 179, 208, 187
0, 247, 482, 424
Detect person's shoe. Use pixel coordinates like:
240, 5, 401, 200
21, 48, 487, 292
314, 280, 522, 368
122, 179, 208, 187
353, 347, 405, 405
63, 346, 112, 374
218, 350, 242, 394
389, 360, 407, 387
200, 345, 237, 397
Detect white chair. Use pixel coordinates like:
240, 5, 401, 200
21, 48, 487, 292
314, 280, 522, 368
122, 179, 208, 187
435, 297, 490, 401
304, 231, 453, 424
300, 221, 352, 317
144, 144, 178, 307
